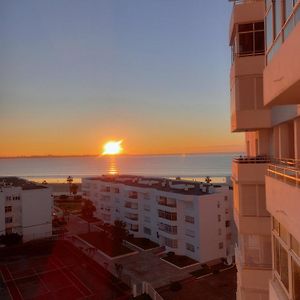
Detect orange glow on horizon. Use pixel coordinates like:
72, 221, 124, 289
102, 140, 123, 155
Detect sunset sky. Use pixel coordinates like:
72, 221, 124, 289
0, 0, 243, 157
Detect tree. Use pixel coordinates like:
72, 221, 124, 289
81, 199, 96, 219
112, 220, 128, 244
0, 233, 23, 246
204, 176, 212, 193
66, 176, 73, 195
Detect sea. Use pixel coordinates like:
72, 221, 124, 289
0, 153, 241, 184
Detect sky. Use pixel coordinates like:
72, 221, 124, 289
0, 0, 243, 157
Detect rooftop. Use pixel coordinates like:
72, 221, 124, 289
85, 175, 230, 196
0, 177, 48, 190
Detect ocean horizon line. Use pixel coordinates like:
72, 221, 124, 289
0, 151, 244, 160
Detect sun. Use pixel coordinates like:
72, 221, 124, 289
102, 140, 123, 155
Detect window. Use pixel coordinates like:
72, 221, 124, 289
5, 206, 12, 213
285, 0, 294, 21
144, 216, 151, 223
158, 196, 176, 208
114, 188, 120, 194
129, 224, 139, 232
185, 216, 194, 224
274, 237, 289, 291
279, 223, 289, 245
219, 242, 224, 249
225, 220, 231, 227
274, 0, 283, 37
144, 227, 151, 235
5, 217, 12, 224
236, 22, 265, 56
186, 243, 195, 252
163, 237, 178, 249
217, 201, 220, 208
273, 217, 280, 233
218, 228, 222, 236
128, 191, 138, 199
218, 215, 221, 222
158, 210, 177, 221
292, 235, 300, 257
292, 259, 300, 300
266, 5, 274, 49
159, 223, 177, 235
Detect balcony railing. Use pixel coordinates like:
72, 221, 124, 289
267, 159, 300, 188
233, 155, 271, 164
229, 0, 262, 4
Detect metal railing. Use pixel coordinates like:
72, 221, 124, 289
233, 155, 271, 164
229, 0, 263, 5
267, 163, 300, 188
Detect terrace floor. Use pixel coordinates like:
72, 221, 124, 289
157, 266, 237, 300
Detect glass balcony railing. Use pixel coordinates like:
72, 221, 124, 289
267, 158, 300, 188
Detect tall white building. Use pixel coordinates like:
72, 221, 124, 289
0, 177, 53, 242
82, 175, 235, 264
229, 1, 300, 299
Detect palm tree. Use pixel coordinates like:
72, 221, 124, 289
204, 176, 212, 193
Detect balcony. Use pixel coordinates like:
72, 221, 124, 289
232, 156, 270, 183
124, 202, 138, 210
264, 7, 300, 107
230, 56, 271, 132
125, 213, 139, 222
266, 160, 300, 242
235, 244, 272, 291
234, 208, 270, 235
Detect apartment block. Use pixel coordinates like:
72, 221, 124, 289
0, 177, 53, 242
82, 175, 235, 264
229, 1, 300, 299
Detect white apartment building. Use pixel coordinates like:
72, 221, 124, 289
0, 177, 53, 242
229, 1, 300, 299
82, 175, 235, 264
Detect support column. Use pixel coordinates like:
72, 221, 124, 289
294, 117, 300, 160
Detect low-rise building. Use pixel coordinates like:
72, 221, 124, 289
82, 175, 235, 264
0, 177, 53, 242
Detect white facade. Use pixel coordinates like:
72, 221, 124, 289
0, 177, 53, 242
229, 1, 300, 300
82, 175, 235, 264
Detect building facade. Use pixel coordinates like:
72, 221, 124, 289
229, 1, 300, 299
82, 175, 235, 264
0, 177, 53, 242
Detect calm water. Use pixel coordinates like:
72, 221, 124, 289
0, 154, 240, 183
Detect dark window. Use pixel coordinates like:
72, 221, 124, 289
236, 22, 264, 56
238, 23, 253, 32
5, 206, 12, 213
239, 32, 253, 55
5, 217, 12, 224
254, 22, 264, 30
255, 31, 265, 53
